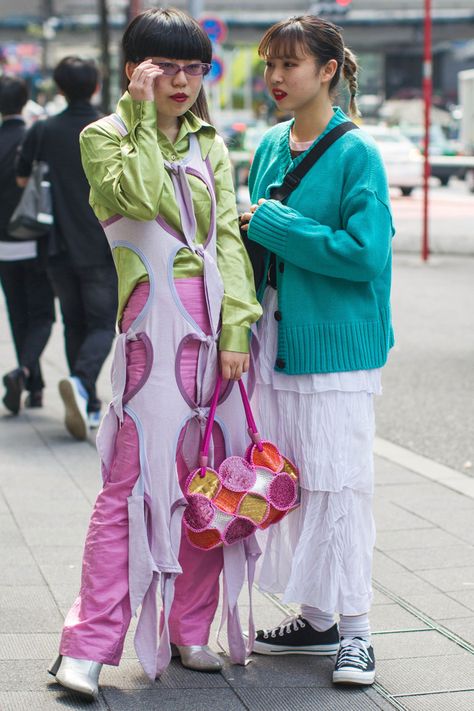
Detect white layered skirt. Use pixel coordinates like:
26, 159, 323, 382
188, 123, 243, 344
253, 288, 381, 615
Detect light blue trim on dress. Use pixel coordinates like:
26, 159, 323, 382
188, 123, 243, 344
124, 404, 149, 497
111, 240, 155, 334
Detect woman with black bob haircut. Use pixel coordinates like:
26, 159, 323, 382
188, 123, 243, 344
48, 7, 261, 700
122, 7, 212, 121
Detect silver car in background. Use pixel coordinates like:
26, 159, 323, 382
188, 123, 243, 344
361, 124, 423, 196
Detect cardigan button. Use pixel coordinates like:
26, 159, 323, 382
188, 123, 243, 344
276, 358, 286, 369
279, 262, 284, 273
274, 310, 282, 321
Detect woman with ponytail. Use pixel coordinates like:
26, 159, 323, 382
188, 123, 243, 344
240, 15, 394, 686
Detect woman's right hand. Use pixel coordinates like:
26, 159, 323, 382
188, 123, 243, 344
128, 59, 164, 102
239, 200, 266, 232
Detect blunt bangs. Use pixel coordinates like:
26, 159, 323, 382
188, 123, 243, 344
123, 10, 212, 64
258, 20, 309, 60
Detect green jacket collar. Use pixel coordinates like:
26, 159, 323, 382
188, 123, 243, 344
116, 91, 216, 157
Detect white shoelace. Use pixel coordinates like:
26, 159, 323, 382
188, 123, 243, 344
336, 637, 371, 670
262, 615, 306, 639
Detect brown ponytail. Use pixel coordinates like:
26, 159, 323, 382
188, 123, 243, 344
342, 47, 360, 119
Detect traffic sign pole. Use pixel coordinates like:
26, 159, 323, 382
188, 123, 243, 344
422, 0, 432, 262
188, 1, 204, 19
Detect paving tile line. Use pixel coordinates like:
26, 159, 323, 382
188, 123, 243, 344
370, 684, 408, 711
372, 580, 474, 705
372, 580, 474, 656
374, 437, 474, 499
394, 687, 474, 699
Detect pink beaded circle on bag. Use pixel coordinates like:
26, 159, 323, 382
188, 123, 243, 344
183, 376, 300, 550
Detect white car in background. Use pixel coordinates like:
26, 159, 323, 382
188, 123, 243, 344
361, 124, 423, 196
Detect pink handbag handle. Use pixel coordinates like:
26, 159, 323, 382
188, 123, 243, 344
199, 376, 263, 476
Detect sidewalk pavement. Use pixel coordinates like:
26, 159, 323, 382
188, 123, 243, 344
1, 264, 474, 710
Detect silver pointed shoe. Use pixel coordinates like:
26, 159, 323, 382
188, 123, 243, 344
173, 644, 223, 672
48, 654, 102, 699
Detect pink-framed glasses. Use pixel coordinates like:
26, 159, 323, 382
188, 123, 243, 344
155, 62, 212, 76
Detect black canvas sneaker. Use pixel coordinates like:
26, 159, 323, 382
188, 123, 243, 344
253, 615, 339, 655
332, 637, 375, 685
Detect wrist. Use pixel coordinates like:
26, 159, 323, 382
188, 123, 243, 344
129, 92, 155, 103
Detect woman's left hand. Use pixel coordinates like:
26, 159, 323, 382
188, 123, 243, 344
220, 351, 250, 380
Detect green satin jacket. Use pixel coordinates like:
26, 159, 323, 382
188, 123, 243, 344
79, 92, 261, 353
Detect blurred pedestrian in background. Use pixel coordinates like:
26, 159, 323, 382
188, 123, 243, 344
241, 15, 394, 687
16, 57, 117, 440
0, 75, 55, 414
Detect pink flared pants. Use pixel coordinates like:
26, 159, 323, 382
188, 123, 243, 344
60, 278, 224, 665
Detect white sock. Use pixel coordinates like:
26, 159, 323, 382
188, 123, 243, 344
300, 605, 335, 633
339, 613, 371, 643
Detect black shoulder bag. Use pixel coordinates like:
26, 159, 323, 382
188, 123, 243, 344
241, 121, 358, 290
8, 121, 54, 241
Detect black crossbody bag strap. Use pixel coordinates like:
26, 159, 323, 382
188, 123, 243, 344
32, 119, 46, 163
270, 121, 359, 202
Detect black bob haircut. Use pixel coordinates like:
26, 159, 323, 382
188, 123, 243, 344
122, 7, 212, 65
0, 75, 29, 115
53, 56, 99, 102
122, 8, 212, 123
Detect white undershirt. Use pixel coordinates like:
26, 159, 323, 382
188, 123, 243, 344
289, 132, 314, 153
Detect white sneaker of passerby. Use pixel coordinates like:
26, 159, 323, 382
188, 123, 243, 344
87, 410, 102, 429
58, 376, 89, 441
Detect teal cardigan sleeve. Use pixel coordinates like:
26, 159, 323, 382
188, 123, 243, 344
247, 189, 394, 282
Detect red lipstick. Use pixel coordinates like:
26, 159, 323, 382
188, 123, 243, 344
272, 89, 288, 101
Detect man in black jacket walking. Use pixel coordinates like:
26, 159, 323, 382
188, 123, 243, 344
0, 76, 55, 414
17, 57, 117, 440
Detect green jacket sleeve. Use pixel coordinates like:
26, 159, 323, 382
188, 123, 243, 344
79, 100, 165, 222
211, 136, 262, 352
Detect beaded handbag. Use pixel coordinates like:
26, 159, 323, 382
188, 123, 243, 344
183, 376, 299, 550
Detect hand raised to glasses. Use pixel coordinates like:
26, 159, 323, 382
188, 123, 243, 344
128, 59, 164, 102
239, 198, 267, 232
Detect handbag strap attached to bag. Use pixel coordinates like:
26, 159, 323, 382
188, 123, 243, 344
270, 121, 359, 202
199, 377, 263, 476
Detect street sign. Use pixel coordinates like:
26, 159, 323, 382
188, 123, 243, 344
199, 15, 228, 45
206, 56, 225, 84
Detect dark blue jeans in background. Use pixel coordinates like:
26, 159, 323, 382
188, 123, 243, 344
48, 259, 117, 413
0, 258, 55, 393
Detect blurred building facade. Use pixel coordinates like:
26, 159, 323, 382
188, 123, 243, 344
1, 1, 473, 105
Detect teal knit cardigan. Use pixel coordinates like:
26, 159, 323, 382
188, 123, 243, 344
247, 107, 395, 375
